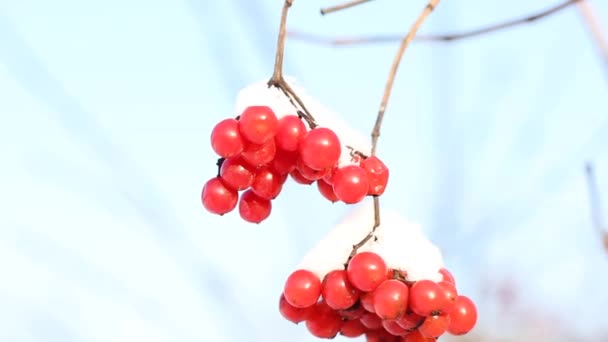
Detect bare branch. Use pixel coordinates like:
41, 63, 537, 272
575, 0, 608, 79
320, 0, 374, 16
289, 0, 582, 46
267, 0, 318, 129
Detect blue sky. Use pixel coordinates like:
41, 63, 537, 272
1, 0, 607, 341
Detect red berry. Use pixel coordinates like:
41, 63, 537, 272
219, 156, 255, 191
382, 320, 409, 336
338, 304, 366, 320
359, 312, 383, 330
289, 169, 314, 185
402, 329, 434, 342
241, 139, 276, 167
340, 318, 367, 338
299, 127, 341, 170
332, 165, 369, 204
365, 329, 396, 342
279, 294, 313, 324
317, 179, 339, 203
251, 167, 283, 200
447, 295, 477, 335
201, 177, 238, 215
373, 279, 409, 320
322, 269, 360, 310
271, 149, 298, 175
409, 280, 448, 317
275, 115, 307, 151
283, 269, 322, 308
418, 314, 450, 338
322, 166, 337, 184
361, 156, 390, 196
296, 158, 331, 181
439, 268, 456, 286
238, 190, 271, 223
360, 292, 376, 313
305, 301, 343, 338
396, 311, 424, 330
210, 118, 244, 158
437, 281, 458, 313
238, 106, 278, 144
347, 252, 388, 292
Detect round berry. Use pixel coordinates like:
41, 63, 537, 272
317, 179, 339, 203
201, 177, 238, 215
339, 318, 366, 338
402, 329, 435, 342
359, 312, 382, 330
279, 294, 313, 324
271, 149, 298, 175
299, 127, 341, 170
289, 169, 314, 185
251, 167, 283, 200
438, 281, 458, 314
447, 295, 477, 335
419, 314, 450, 338
321, 269, 360, 310
305, 301, 343, 338
283, 269, 322, 308
275, 114, 307, 151
382, 319, 410, 336
238, 106, 278, 144
219, 156, 255, 191
238, 190, 271, 223
241, 139, 276, 168
210, 118, 244, 158
361, 156, 390, 196
373, 279, 409, 320
396, 311, 424, 330
409, 280, 448, 317
332, 165, 369, 204
347, 252, 387, 292
439, 268, 456, 286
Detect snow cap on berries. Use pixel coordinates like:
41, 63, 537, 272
297, 200, 444, 282
233, 78, 371, 168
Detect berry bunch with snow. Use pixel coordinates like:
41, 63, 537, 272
279, 203, 478, 341
201, 80, 390, 223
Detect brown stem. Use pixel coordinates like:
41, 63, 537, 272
267, 0, 318, 128
320, 0, 374, 15
288, 0, 582, 46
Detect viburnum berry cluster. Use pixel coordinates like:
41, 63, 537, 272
201, 95, 389, 224
278, 204, 478, 341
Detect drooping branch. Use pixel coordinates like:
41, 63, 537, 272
288, 0, 582, 46
320, 0, 374, 15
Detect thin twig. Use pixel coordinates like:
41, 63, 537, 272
348, 0, 441, 262
289, 0, 582, 46
320, 0, 374, 15
267, 0, 318, 128
575, 0, 608, 79
584, 163, 606, 240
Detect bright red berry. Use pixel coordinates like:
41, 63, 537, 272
439, 268, 456, 286
361, 156, 390, 196
241, 139, 276, 167
317, 179, 339, 203
347, 252, 388, 292
396, 311, 424, 330
275, 114, 307, 151
382, 320, 410, 336
238, 106, 278, 144
251, 167, 283, 200
271, 149, 298, 175
437, 281, 458, 314
339, 318, 367, 338
418, 314, 450, 338
409, 280, 448, 317
373, 279, 409, 320
219, 156, 255, 191
332, 165, 369, 204
321, 269, 360, 310
338, 304, 366, 320
299, 127, 341, 170
447, 295, 477, 335
402, 329, 435, 342
279, 294, 313, 324
305, 301, 343, 339
210, 118, 244, 158
359, 312, 382, 330
201, 177, 238, 215
238, 190, 271, 223
359, 292, 376, 313
296, 158, 331, 181
289, 169, 314, 185
283, 269, 322, 308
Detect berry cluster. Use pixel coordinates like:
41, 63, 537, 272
201, 105, 389, 223
280, 252, 477, 341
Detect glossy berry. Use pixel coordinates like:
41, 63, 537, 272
409, 280, 447, 317
305, 301, 343, 339
332, 165, 369, 204
279, 294, 313, 324
347, 252, 388, 292
210, 118, 244, 158
296, 158, 331, 181
219, 156, 255, 191
271, 149, 298, 175
437, 281, 458, 313
251, 167, 283, 200
283, 269, 322, 308
359, 312, 383, 330
361, 156, 390, 196
238, 106, 278, 144
382, 320, 409, 336
396, 311, 424, 330
402, 329, 435, 342
289, 169, 314, 185
373, 279, 409, 320
299, 127, 341, 170
317, 179, 339, 203
275, 115, 307, 151
419, 314, 450, 338
238, 190, 271, 223
359, 292, 376, 313
241, 139, 276, 167
201, 177, 238, 215
447, 295, 477, 335
339, 318, 367, 338
439, 268, 456, 286
321, 269, 360, 310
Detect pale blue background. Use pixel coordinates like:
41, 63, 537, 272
1, 0, 607, 341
